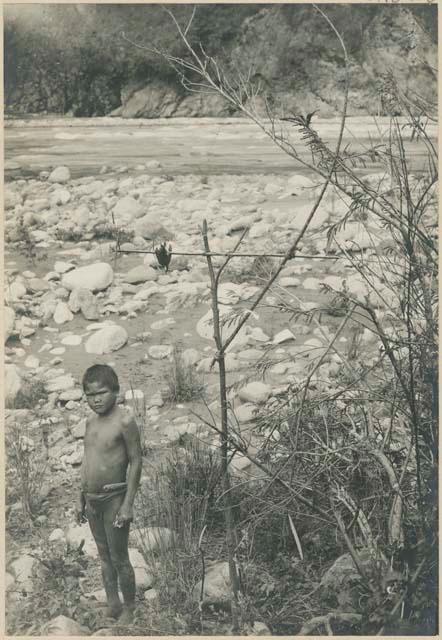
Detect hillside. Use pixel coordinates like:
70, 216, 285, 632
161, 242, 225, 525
4, 4, 437, 118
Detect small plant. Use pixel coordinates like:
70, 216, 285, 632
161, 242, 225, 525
13, 378, 48, 410
92, 222, 135, 244
54, 228, 84, 242
163, 343, 205, 403
126, 382, 148, 454
5, 421, 49, 522
134, 439, 223, 633
6, 541, 95, 635
15, 214, 47, 264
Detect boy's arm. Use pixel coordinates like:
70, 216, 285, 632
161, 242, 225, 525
76, 416, 89, 523
117, 414, 143, 524
76, 490, 86, 524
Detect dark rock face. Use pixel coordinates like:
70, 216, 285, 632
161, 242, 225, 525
4, 4, 437, 118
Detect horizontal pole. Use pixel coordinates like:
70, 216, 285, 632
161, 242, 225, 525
112, 248, 340, 260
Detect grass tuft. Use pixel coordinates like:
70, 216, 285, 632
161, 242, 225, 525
163, 343, 205, 403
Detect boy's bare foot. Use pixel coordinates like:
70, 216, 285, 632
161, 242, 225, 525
104, 604, 123, 620
117, 606, 135, 625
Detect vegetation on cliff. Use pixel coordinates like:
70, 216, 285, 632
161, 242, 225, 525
4, 3, 437, 118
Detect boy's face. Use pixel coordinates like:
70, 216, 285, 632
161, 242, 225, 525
84, 381, 118, 416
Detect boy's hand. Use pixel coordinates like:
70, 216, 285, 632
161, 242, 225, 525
76, 495, 86, 525
76, 504, 86, 525
114, 505, 134, 528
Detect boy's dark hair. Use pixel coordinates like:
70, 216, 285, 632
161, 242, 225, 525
82, 364, 120, 392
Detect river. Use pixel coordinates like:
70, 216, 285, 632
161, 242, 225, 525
4, 115, 436, 179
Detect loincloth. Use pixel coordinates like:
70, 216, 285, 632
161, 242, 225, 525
85, 482, 127, 504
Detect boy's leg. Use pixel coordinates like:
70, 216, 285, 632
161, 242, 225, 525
104, 495, 136, 622
86, 499, 122, 618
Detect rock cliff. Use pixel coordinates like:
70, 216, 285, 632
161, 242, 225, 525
5, 4, 437, 118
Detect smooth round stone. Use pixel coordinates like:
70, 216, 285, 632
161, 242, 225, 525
151, 318, 175, 330
302, 277, 322, 290
59, 388, 83, 402
148, 345, 173, 359
61, 335, 83, 346
24, 355, 40, 368
86, 322, 115, 331
144, 588, 159, 602
54, 261, 76, 274
50, 347, 66, 355
125, 389, 144, 401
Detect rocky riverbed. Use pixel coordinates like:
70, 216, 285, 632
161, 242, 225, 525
4, 119, 437, 634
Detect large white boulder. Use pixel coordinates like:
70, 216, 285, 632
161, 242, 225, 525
53, 301, 74, 324
217, 283, 244, 305
234, 403, 258, 423
133, 527, 174, 553
112, 196, 143, 225
123, 265, 158, 284
85, 325, 128, 354
5, 278, 27, 302
238, 381, 272, 404
10, 554, 37, 591
196, 305, 243, 342
62, 262, 113, 292
55, 260, 75, 274
194, 561, 231, 604
285, 174, 316, 196
134, 215, 173, 241
148, 344, 173, 360
50, 188, 71, 206
286, 201, 329, 231
331, 222, 377, 252
73, 204, 91, 227
48, 166, 71, 184
4, 188, 22, 209
43, 615, 89, 636
249, 222, 272, 239
45, 374, 76, 393
68, 288, 100, 320
128, 548, 153, 589
65, 523, 98, 558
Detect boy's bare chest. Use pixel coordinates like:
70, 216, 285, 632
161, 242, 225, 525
85, 420, 123, 453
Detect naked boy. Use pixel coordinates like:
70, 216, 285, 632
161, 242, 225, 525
76, 365, 142, 624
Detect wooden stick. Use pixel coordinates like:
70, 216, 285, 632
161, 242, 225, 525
112, 247, 340, 259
